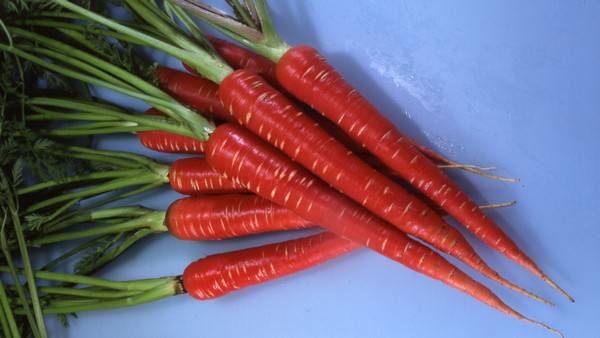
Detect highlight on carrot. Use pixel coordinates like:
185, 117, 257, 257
175, 0, 570, 301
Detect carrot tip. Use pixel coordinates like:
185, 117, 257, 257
543, 276, 575, 303
523, 317, 564, 338
441, 160, 520, 183
479, 200, 517, 210
496, 274, 554, 306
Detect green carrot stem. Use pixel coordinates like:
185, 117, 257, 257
47, 126, 155, 136
0, 43, 177, 121
11, 28, 136, 91
10, 27, 160, 96
17, 170, 142, 195
1, 175, 48, 338
0, 42, 213, 140
78, 228, 155, 276
0, 280, 20, 338
0, 267, 174, 291
25, 171, 165, 213
30, 211, 166, 246
27, 108, 121, 122
44, 206, 153, 233
35, 280, 182, 314
41, 235, 113, 271
125, 0, 208, 58
30, 12, 164, 36
0, 233, 38, 338
28, 102, 195, 137
17, 44, 181, 117
52, 0, 232, 84
171, 0, 289, 61
61, 181, 164, 221
27, 97, 124, 112
65, 145, 162, 168
50, 121, 138, 130
58, 27, 105, 55
40, 287, 143, 299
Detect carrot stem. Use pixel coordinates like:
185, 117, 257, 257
29, 211, 166, 246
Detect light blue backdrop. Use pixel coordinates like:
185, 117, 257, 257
51, 1, 599, 337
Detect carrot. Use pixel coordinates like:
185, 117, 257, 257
218, 70, 547, 302
17, 230, 559, 336
206, 35, 279, 85
156, 66, 233, 123
166, 194, 312, 240
155, 66, 526, 299
138, 129, 206, 154
276, 46, 573, 298
163, 61, 493, 175
168, 157, 246, 195
184, 231, 357, 299
30, 194, 314, 247
42, 0, 564, 314
55, 4, 542, 302
199, 36, 508, 178
204, 123, 558, 333
137, 108, 207, 154
178, 0, 568, 301
10, 232, 360, 314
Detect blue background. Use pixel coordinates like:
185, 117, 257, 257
50, 1, 599, 337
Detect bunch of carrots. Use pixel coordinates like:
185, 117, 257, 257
0, 1, 571, 337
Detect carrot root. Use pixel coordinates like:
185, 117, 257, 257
542, 275, 575, 303
479, 200, 517, 210
521, 316, 564, 338
438, 161, 519, 183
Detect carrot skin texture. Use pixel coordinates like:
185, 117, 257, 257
275, 46, 545, 279
207, 36, 279, 85
166, 194, 313, 240
138, 130, 206, 154
218, 70, 517, 286
168, 157, 246, 195
205, 123, 523, 316
156, 67, 233, 122
207, 39, 450, 161
137, 108, 207, 154
183, 232, 358, 300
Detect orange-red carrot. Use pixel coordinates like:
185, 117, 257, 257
204, 123, 549, 322
275, 46, 570, 300
206, 36, 279, 85
156, 67, 233, 122
166, 194, 312, 240
217, 70, 542, 300
138, 108, 207, 154
183, 231, 358, 299
168, 157, 246, 195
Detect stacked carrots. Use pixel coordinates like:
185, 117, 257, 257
0, 1, 571, 336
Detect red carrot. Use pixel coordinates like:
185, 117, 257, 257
200, 37, 502, 174
156, 67, 233, 123
207, 35, 279, 85
218, 70, 547, 301
158, 49, 539, 301
138, 108, 207, 154
178, 2, 567, 300
168, 157, 247, 195
166, 194, 312, 240
184, 231, 357, 299
276, 45, 572, 299
204, 123, 558, 330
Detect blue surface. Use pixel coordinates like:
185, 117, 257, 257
52, 1, 600, 337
